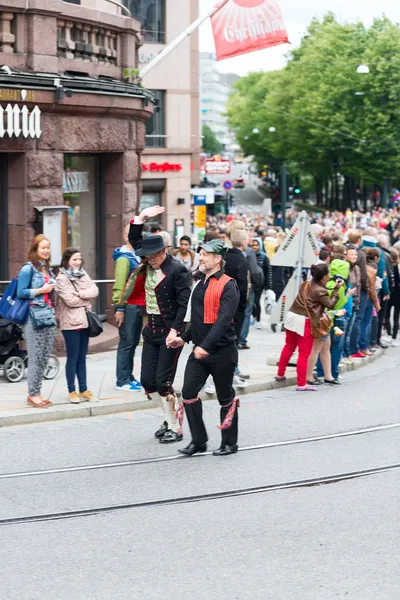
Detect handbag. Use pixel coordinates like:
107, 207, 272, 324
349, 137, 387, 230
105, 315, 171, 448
69, 279, 103, 338
0, 266, 33, 325
29, 304, 57, 330
86, 310, 103, 338
303, 282, 332, 339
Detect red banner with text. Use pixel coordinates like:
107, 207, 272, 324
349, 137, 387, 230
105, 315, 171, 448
211, 0, 289, 61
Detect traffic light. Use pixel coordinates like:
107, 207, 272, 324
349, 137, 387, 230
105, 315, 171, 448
272, 186, 281, 214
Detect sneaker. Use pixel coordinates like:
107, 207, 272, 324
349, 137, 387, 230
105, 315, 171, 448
203, 382, 216, 394
238, 344, 250, 350
271, 324, 277, 333
391, 339, 400, 347
378, 341, 389, 349
130, 377, 141, 386
79, 391, 99, 402
351, 352, 366, 359
360, 350, 373, 356
256, 322, 262, 330
116, 382, 142, 392
250, 317, 256, 327
69, 392, 80, 404
341, 357, 353, 365
236, 370, 250, 379
233, 375, 248, 388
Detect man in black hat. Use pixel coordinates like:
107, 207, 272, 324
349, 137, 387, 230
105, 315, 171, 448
121, 207, 191, 444
168, 239, 240, 456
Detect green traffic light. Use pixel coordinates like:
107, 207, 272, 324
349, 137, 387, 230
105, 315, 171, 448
294, 188, 301, 194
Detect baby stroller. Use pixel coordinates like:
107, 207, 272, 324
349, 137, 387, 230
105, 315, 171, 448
0, 316, 59, 383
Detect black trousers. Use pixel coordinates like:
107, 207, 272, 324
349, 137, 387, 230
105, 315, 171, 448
377, 291, 388, 343
252, 288, 263, 322
141, 321, 182, 396
181, 343, 239, 447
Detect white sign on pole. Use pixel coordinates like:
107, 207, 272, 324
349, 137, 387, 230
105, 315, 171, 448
271, 211, 319, 268
269, 272, 298, 325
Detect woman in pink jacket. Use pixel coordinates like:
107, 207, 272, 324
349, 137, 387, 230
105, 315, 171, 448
56, 248, 99, 403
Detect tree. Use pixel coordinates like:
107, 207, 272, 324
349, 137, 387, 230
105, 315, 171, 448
226, 14, 400, 209
202, 124, 223, 156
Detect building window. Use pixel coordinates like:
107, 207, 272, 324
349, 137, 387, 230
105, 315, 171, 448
63, 155, 98, 279
145, 90, 166, 148
130, 0, 165, 43
63, 0, 81, 4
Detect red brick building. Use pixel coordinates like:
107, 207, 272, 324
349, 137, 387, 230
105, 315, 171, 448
0, 1, 154, 316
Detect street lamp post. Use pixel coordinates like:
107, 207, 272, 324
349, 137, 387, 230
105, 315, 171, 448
280, 164, 287, 231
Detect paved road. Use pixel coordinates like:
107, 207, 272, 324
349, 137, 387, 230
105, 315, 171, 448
0, 348, 399, 599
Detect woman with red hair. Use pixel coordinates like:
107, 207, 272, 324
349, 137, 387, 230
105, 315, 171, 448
17, 235, 57, 408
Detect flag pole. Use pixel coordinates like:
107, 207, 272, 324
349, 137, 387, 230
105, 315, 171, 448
139, 0, 230, 80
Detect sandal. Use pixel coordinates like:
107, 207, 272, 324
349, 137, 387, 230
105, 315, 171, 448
27, 396, 48, 409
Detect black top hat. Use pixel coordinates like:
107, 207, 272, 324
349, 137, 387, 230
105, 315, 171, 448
136, 235, 166, 257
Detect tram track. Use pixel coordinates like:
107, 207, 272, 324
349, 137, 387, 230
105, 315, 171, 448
0, 420, 399, 481
1, 462, 399, 527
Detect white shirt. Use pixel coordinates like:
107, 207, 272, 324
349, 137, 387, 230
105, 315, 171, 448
285, 310, 307, 336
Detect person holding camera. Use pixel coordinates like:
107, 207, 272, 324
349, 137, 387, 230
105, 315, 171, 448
17, 235, 57, 408
56, 247, 99, 404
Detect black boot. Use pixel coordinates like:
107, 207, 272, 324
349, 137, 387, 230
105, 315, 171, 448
179, 442, 207, 456
220, 401, 239, 448
159, 430, 183, 444
183, 398, 208, 447
154, 421, 168, 439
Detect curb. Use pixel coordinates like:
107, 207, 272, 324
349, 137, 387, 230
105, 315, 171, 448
0, 349, 384, 428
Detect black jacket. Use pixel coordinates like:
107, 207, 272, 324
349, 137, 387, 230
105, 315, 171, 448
128, 223, 191, 332
255, 251, 272, 290
224, 247, 249, 313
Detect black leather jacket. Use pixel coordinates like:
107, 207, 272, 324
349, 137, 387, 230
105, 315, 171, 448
128, 223, 191, 332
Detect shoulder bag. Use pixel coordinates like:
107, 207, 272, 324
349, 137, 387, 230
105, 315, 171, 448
303, 282, 332, 339
70, 280, 103, 338
0, 265, 34, 325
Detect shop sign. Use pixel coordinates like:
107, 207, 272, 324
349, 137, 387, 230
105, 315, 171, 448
0, 104, 41, 139
0, 89, 35, 102
142, 162, 183, 173
204, 156, 231, 175
63, 170, 90, 194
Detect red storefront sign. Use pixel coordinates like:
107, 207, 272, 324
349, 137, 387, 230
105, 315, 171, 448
211, 0, 289, 61
142, 162, 183, 173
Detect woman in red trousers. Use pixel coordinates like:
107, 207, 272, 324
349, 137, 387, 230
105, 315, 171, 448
276, 263, 342, 391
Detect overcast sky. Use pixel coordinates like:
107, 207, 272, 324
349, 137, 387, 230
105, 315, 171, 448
199, 0, 400, 75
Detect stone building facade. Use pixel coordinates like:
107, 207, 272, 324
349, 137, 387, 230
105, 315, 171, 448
0, 0, 154, 317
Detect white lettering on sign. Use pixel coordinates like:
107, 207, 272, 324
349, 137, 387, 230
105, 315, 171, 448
63, 171, 90, 194
0, 104, 41, 139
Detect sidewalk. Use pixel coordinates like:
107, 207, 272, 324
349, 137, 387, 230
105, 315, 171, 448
0, 318, 384, 427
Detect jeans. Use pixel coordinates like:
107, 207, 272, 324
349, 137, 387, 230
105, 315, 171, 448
240, 289, 255, 345
350, 291, 368, 354
116, 304, 143, 387
343, 312, 357, 358
316, 317, 347, 379
359, 299, 374, 351
62, 329, 89, 393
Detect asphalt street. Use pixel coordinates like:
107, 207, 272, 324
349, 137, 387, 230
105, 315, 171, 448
0, 348, 399, 599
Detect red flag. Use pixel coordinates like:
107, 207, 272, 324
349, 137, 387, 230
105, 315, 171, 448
211, 0, 289, 61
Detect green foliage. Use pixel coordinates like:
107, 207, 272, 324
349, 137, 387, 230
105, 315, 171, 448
226, 14, 400, 203
202, 124, 223, 156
